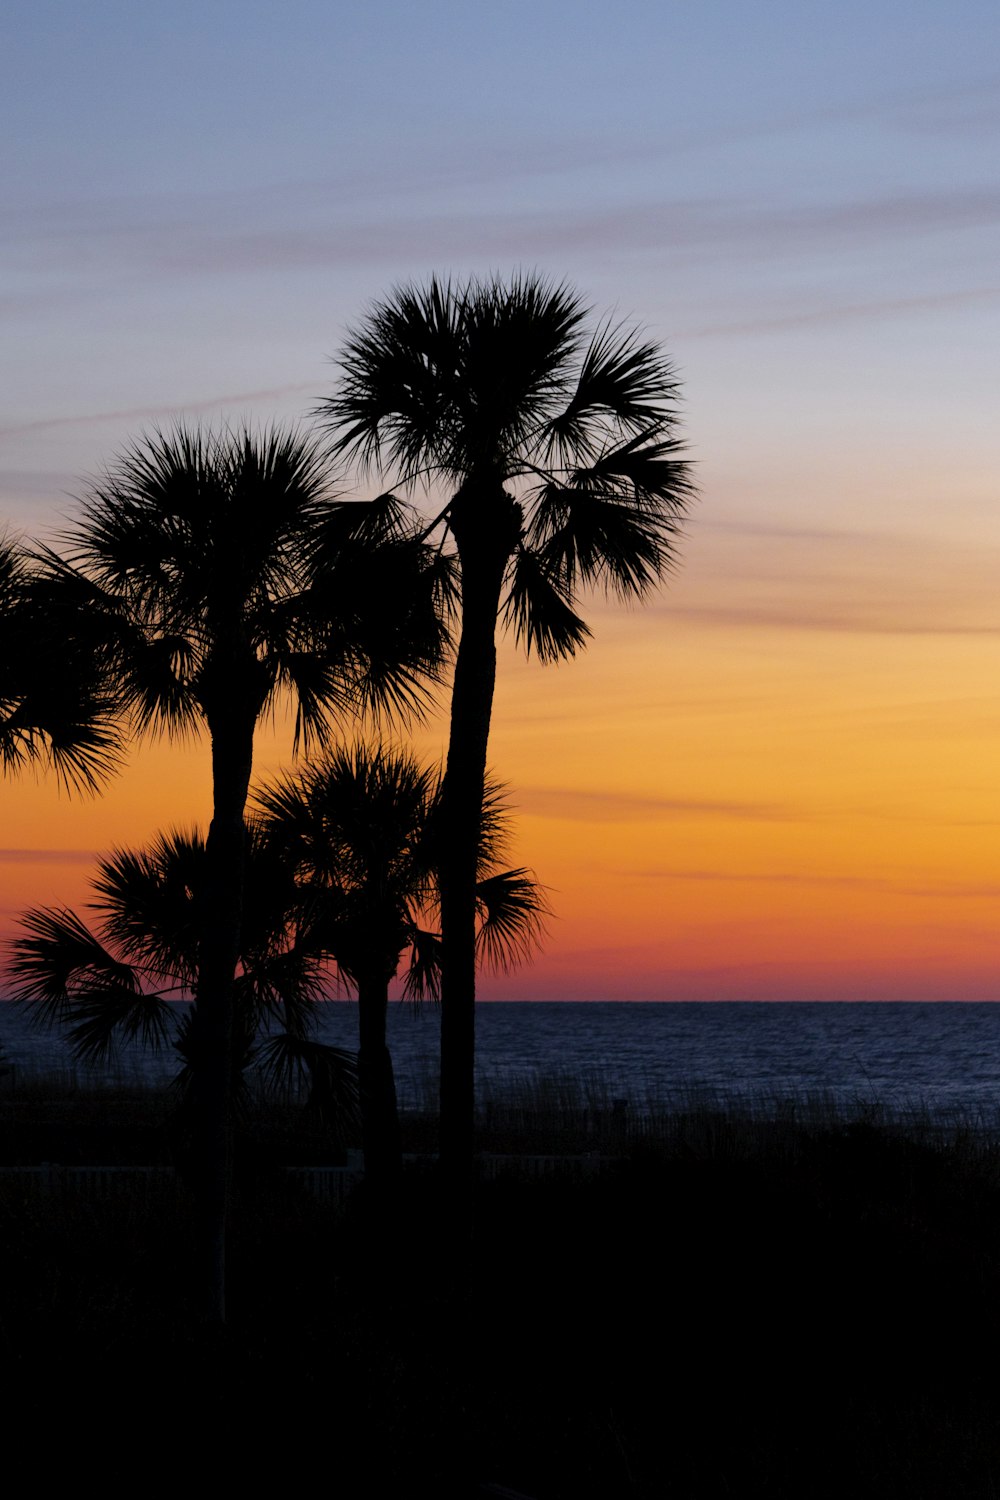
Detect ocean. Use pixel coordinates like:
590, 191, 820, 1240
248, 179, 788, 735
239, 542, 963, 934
3, 999, 1000, 1121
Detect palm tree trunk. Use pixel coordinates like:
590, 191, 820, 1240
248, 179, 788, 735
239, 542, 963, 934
194, 702, 256, 1324
439, 486, 518, 1173
357, 969, 402, 1186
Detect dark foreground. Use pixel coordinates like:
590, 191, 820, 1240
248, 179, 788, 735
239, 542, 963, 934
2, 1084, 1000, 1496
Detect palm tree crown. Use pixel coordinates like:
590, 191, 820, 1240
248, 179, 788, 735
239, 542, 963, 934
255, 741, 546, 1001
7, 823, 358, 1127
319, 271, 692, 661
47, 424, 444, 745
255, 742, 545, 1181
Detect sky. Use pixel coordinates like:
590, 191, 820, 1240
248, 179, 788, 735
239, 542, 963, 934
2, 0, 999, 999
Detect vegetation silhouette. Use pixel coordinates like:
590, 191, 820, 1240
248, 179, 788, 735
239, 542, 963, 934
36, 423, 447, 1318
7, 823, 359, 1129
316, 272, 693, 1167
0, 534, 120, 791
254, 741, 546, 1184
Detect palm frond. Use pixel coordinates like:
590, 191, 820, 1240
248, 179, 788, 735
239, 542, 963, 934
402, 926, 443, 1003
254, 1033, 360, 1130
62, 988, 176, 1064
569, 432, 693, 500
475, 868, 549, 973
309, 492, 415, 556
318, 275, 467, 479
6, 905, 174, 1062
476, 776, 518, 874
7, 907, 140, 1017
0, 540, 123, 792
302, 518, 449, 733
501, 545, 592, 663
527, 435, 692, 598
235, 947, 330, 1034
0, 695, 122, 795
118, 632, 203, 743
90, 830, 204, 983
539, 317, 683, 464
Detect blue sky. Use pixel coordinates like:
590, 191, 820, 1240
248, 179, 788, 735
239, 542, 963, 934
5, 2, 996, 512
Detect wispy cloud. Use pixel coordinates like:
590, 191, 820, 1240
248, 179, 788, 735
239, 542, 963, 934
514, 787, 793, 823
883, 74, 1000, 137
660, 525, 1000, 637
636, 868, 1000, 899
7, 182, 999, 287
659, 602, 1000, 636
0, 384, 317, 439
693, 518, 903, 545
675, 285, 1000, 339
0, 469, 77, 498
0, 849, 95, 864
638, 868, 893, 887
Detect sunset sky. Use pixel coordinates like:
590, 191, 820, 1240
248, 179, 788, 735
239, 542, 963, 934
3, 1, 998, 999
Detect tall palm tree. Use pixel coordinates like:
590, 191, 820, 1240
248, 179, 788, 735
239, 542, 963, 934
316, 273, 693, 1168
39, 423, 446, 1318
255, 742, 546, 1184
7, 823, 359, 1127
0, 534, 119, 790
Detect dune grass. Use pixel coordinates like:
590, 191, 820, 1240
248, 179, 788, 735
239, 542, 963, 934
2, 1071, 1000, 1495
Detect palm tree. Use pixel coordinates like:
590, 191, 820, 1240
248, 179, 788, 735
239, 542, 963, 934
39, 423, 446, 1318
315, 273, 693, 1168
255, 742, 546, 1184
0, 534, 119, 790
7, 823, 359, 1128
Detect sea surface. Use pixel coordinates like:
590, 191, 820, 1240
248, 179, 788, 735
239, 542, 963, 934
3, 1000, 1000, 1121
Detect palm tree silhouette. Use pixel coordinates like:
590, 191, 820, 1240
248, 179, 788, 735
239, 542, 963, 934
316, 274, 693, 1167
39, 423, 446, 1317
255, 742, 546, 1184
7, 823, 359, 1127
0, 535, 119, 790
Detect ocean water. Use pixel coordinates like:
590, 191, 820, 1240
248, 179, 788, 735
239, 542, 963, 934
3, 999, 1000, 1120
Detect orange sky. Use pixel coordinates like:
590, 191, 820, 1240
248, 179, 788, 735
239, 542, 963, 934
4, 481, 998, 1001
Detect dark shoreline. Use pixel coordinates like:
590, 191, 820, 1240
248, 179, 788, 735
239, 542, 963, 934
2, 1078, 1000, 1494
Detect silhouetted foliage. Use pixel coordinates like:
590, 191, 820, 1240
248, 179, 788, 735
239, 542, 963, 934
0, 534, 120, 790
7, 823, 358, 1131
316, 273, 692, 1165
256, 741, 546, 1182
35, 423, 447, 1317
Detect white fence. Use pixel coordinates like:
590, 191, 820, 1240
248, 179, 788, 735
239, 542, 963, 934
0, 1152, 613, 1203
